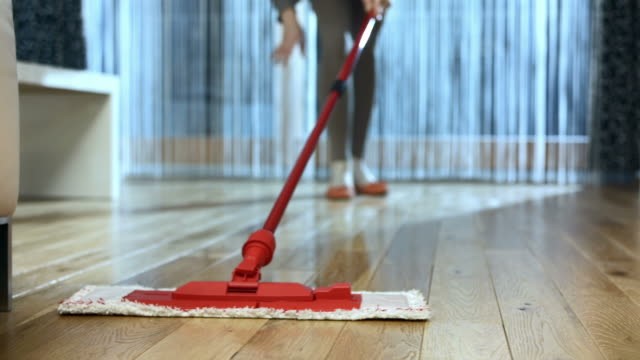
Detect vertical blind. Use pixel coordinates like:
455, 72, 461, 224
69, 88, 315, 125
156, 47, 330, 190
84, 0, 593, 184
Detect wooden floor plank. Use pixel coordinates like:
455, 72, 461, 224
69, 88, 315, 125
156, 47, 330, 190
487, 196, 640, 360
421, 216, 512, 360
13, 251, 107, 296
21, 316, 183, 360
554, 202, 640, 307
486, 250, 605, 360
137, 319, 266, 360
12, 214, 108, 251
575, 189, 640, 258
13, 205, 266, 299
230, 321, 343, 360
325, 221, 439, 360
327, 321, 424, 360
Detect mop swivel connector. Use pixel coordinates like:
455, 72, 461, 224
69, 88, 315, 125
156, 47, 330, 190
228, 229, 276, 289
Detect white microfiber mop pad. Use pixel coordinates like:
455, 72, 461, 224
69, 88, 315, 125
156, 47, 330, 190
58, 285, 432, 320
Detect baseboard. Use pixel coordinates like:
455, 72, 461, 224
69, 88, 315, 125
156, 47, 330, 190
124, 136, 590, 173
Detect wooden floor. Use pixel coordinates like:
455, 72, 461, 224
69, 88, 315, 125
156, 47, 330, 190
2, 180, 640, 359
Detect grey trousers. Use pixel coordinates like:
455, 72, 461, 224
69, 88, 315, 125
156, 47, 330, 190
312, 0, 382, 162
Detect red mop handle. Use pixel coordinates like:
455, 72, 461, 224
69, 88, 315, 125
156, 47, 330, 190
264, 12, 381, 232
230, 12, 382, 285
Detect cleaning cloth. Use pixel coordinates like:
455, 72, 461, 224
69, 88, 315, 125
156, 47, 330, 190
58, 285, 432, 321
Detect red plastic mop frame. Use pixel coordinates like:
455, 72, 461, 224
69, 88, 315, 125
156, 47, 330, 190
124, 11, 383, 312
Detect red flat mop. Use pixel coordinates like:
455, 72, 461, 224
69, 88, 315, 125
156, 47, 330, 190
58, 11, 430, 320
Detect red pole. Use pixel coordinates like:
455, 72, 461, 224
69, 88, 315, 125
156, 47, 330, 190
263, 13, 379, 232
231, 12, 381, 285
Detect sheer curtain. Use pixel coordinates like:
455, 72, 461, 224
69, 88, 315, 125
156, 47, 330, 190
83, 0, 593, 184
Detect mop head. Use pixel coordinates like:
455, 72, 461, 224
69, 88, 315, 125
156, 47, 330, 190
58, 285, 431, 320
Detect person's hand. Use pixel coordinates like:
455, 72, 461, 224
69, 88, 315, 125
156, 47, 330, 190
272, 8, 305, 66
361, 0, 391, 15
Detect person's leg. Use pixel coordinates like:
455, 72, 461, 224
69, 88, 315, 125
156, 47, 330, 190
312, 0, 355, 199
349, 1, 387, 194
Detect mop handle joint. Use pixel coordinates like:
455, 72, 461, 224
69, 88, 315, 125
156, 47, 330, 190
330, 79, 347, 96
